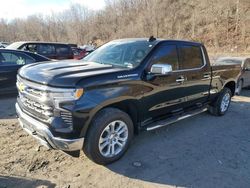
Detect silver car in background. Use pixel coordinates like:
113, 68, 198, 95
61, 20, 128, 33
215, 57, 250, 95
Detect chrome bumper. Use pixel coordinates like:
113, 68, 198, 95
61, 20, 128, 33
16, 103, 84, 151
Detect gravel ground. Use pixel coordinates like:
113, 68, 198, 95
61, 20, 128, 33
1, 91, 250, 188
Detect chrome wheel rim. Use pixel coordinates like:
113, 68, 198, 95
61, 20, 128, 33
98, 120, 128, 158
221, 93, 231, 112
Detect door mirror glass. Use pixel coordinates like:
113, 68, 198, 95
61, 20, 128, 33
150, 64, 172, 75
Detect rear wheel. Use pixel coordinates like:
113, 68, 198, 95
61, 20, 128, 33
209, 87, 232, 116
83, 108, 133, 165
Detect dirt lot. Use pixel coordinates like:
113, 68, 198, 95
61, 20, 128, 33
1, 91, 250, 188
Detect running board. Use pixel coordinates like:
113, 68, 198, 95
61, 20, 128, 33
146, 107, 208, 131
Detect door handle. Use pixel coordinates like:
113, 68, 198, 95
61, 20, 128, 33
176, 76, 185, 83
203, 74, 210, 79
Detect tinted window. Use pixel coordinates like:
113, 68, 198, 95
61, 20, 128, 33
0, 52, 35, 65
56, 45, 70, 55
25, 44, 37, 53
151, 45, 179, 70
37, 44, 56, 55
179, 45, 203, 69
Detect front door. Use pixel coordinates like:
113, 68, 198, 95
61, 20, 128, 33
141, 43, 188, 123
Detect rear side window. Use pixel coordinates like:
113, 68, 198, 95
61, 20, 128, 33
151, 45, 179, 70
37, 44, 56, 55
56, 45, 71, 55
0, 52, 35, 65
179, 45, 203, 70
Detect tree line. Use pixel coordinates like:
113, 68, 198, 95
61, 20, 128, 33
0, 0, 250, 54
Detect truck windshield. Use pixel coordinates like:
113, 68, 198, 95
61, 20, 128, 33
6, 42, 23, 50
83, 40, 155, 68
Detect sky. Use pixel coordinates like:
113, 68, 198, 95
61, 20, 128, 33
0, 0, 106, 20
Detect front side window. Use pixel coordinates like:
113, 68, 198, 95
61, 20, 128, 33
150, 45, 179, 70
0, 52, 34, 66
83, 40, 156, 69
179, 45, 203, 70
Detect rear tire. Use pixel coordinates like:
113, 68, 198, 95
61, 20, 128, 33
209, 87, 232, 116
83, 108, 134, 165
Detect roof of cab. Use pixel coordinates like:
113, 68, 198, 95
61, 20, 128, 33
111, 38, 203, 46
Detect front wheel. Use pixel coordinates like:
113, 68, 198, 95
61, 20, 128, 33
209, 87, 232, 116
83, 108, 134, 165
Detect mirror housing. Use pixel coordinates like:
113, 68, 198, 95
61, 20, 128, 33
150, 64, 173, 75
245, 67, 250, 71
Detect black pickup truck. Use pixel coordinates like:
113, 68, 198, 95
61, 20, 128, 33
16, 38, 241, 164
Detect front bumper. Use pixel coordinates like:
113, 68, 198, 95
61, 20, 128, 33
16, 103, 84, 151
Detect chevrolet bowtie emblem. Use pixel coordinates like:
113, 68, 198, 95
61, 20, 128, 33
18, 82, 26, 92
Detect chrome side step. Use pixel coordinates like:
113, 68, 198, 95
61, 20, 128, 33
146, 107, 208, 131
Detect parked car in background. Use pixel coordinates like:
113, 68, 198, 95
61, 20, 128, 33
72, 47, 92, 60
0, 49, 50, 95
0, 42, 10, 48
215, 57, 250, 95
16, 38, 241, 164
7, 42, 74, 60
72, 45, 96, 60
68, 43, 78, 48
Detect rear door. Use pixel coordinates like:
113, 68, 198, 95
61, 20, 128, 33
0, 51, 35, 93
177, 44, 211, 104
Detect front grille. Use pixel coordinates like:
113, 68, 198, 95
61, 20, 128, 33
20, 95, 53, 117
26, 87, 45, 97
60, 111, 73, 127
17, 77, 53, 121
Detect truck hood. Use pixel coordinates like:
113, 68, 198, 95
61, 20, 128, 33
19, 60, 124, 87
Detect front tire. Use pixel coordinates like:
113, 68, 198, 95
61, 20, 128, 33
209, 87, 232, 116
83, 108, 134, 165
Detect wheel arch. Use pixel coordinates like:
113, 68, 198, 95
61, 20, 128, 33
80, 99, 141, 138
224, 81, 236, 96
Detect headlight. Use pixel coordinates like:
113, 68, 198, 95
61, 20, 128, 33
41, 88, 84, 103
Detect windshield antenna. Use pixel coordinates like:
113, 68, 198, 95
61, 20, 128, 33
148, 36, 156, 42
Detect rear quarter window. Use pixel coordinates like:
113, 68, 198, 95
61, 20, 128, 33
37, 44, 56, 55
56, 45, 71, 55
179, 45, 203, 70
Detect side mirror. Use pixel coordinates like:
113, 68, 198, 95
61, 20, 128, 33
245, 67, 250, 71
150, 64, 172, 75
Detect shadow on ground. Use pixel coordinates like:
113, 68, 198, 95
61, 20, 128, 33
1, 90, 250, 187
0, 95, 17, 120
238, 88, 250, 97
106, 89, 250, 187
0, 175, 56, 188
